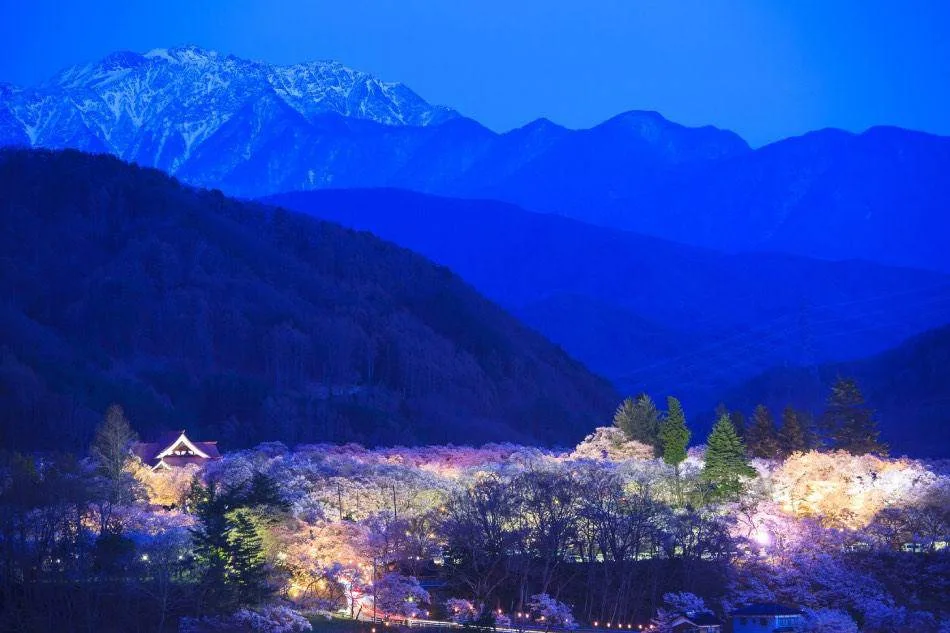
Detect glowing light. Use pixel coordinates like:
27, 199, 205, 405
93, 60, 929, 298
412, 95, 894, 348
753, 528, 771, 547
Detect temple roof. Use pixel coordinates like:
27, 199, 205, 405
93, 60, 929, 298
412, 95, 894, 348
131, 430, 220, 469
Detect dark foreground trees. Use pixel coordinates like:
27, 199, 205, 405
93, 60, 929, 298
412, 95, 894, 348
0, 408, 286, 633
189, 477, 281, 612
440, 464, 734, 626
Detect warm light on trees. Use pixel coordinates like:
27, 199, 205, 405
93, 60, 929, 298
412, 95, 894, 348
771, 450, 943, 528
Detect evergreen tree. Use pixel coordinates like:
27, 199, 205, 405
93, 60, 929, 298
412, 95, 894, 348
660, 397, 690, 468
190, 481, 234, 610
190, 480, 273, 610
746, 405, 781, 458
822, 377, 887, 455
613, 397, 637, 439
800, 410, 820, 450
715, 402, 747, 439
612, 394, 661, 451
226, 508, 270, 606
778, 406, 807, 456
245, 472, 288, 511
701, 414, 756, 501
660, 396, 691, 503
730, 410, 747, 439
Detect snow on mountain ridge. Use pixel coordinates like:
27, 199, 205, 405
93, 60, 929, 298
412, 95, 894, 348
2, 46, 456, 173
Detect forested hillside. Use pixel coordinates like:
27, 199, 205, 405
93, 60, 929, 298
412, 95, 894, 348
0, 149, 616, 451
725, 324, 950, 456
266, 188, 950, 426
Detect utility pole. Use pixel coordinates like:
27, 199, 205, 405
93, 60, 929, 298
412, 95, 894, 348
338, 482, 344, 521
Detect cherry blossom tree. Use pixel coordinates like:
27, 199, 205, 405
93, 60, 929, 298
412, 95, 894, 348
799, 608, 859, 633
372, 572, 430, 618
446, 598, 478, 623
527, 593, 577, 629
655, 593, 710, 633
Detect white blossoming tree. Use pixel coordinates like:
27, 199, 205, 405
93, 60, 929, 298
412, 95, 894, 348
527, 593, 577, 630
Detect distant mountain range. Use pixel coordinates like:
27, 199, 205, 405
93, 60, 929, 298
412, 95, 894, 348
3, 47, 948, 272
0, 46, 455, 172
0, 149, 615, 451
726, 323, 950, 457
265, 189, 950, 430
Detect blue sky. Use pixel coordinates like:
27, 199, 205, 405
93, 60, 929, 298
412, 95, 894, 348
1, 0, 948, 146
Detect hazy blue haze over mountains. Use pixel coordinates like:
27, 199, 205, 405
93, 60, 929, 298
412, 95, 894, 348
266, 189, 950, 450
2, 48, 949, 273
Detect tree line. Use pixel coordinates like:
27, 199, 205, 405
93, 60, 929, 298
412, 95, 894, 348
614, 376, 887, 463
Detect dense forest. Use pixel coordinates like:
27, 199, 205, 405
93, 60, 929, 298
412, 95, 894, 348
0, 149, 616, 451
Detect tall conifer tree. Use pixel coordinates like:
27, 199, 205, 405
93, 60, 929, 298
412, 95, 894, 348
730, 410, 747, 439
227, 509, 270, 605
613, 394, 661, 452
660, 396, 690, 503
746, 405, 781, 458
778, 406, 807, 456
701, 414, 756, 501
822, 377, 886, 455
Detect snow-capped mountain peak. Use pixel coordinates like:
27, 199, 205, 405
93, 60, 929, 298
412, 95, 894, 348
0, 46, 457, 171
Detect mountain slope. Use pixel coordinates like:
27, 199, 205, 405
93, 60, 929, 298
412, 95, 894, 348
724, 324, 950, 457
265, 188, 950, 418
624, 126, 950, 272
0, 149, 616, 451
